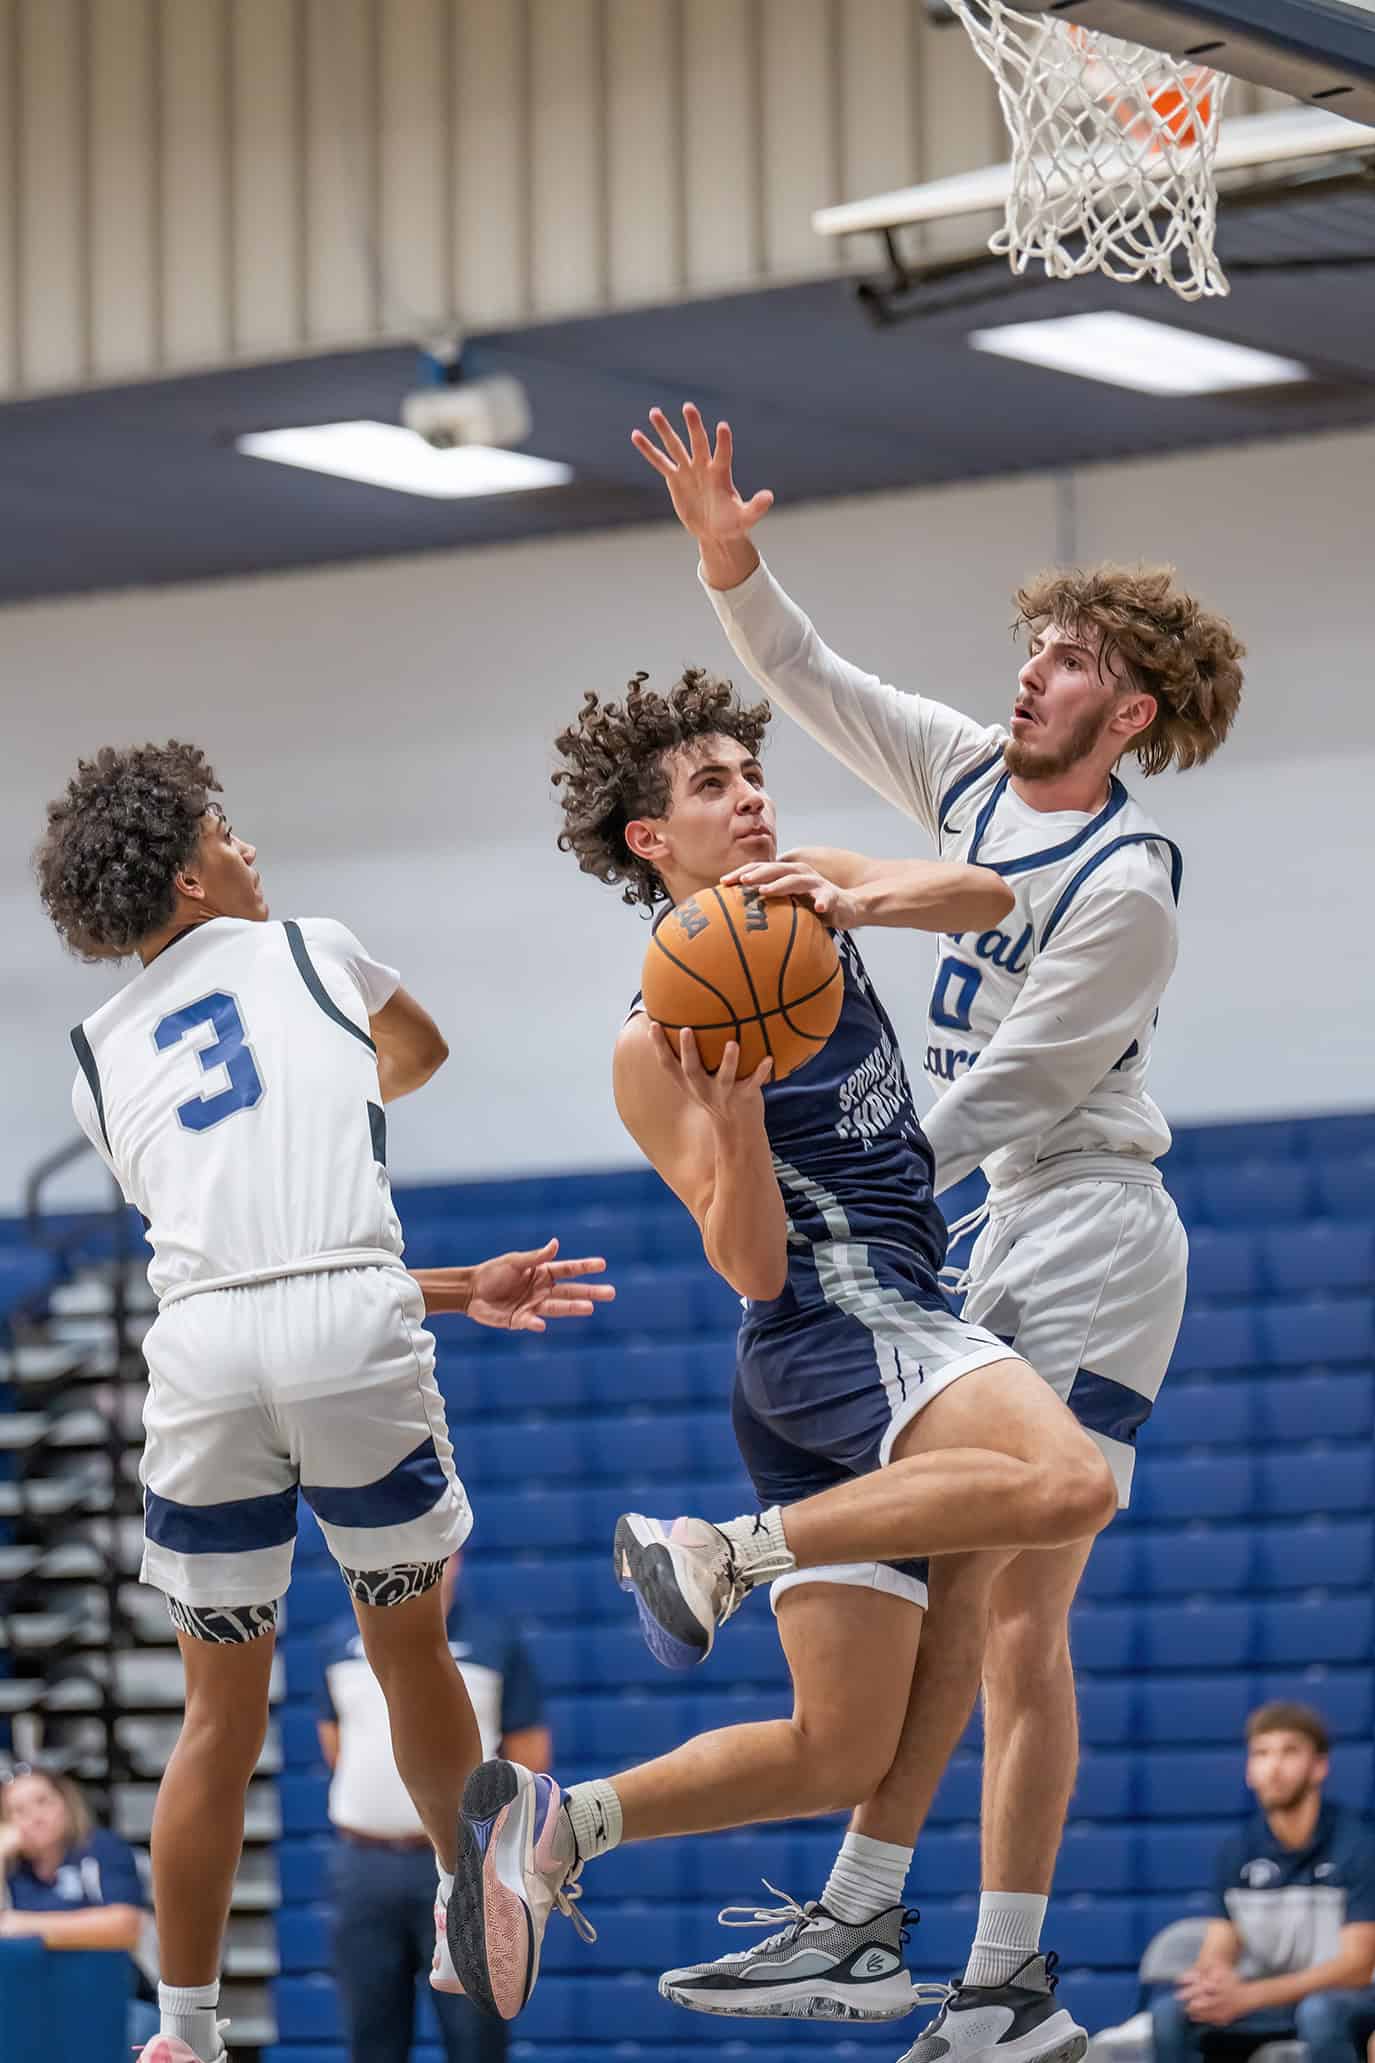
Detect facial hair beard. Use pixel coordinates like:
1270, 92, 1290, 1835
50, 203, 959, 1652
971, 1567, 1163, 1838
1266, 1775, 1318, 1815
1004, 696, 1116, 781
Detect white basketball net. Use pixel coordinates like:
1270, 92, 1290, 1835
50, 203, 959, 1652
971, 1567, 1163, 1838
948, 0, 1232, 299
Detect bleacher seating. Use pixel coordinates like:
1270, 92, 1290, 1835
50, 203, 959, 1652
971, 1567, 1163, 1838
8, 1111, 1371, 2059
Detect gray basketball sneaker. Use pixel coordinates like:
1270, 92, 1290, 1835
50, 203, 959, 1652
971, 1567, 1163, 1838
897, 1953, 1088, 2063
658, 1884, 934, 2022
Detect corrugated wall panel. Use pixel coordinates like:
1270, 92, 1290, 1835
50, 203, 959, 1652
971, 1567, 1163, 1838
303, 0, 377, 344
90, 0, 159, 382
18, 0, 86, 392
0, 0, 1196, 396
231, 0, 304, 356
453, 0, 529, 328
682, 0, 762, 293
529, 0, 606, 316
605, 0, 683, 307
161, 0, 233, 368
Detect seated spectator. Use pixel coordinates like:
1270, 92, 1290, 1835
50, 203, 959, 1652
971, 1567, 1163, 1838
1152, 1702, 1375, 2063
0, 1762, 160, 2048
316, 1550, 550, 2063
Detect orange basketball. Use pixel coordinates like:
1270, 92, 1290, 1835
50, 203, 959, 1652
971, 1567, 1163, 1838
642, 884, 844, 1083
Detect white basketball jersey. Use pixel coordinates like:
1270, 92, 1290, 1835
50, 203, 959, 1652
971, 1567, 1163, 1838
706, 559, 1183, 1198
71, 916, 404, 1302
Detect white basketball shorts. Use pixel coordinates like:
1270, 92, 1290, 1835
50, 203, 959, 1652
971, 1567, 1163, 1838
140, 1263, 472, 1610
960, 1163, 1188, 1506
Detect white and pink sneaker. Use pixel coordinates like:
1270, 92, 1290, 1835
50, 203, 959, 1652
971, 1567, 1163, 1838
447, 1760, 595, 2020
135, 2029, 228, 2063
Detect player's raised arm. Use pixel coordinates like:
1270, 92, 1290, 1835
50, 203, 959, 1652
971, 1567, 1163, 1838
631, 404, 995, 842
369, 987, 449, 1103
724, 848, 1015, 935
613, 1012, 787, 1304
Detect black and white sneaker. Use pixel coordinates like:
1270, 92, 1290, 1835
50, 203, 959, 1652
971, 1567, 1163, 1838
658, 1883, 934, 2022
896, 1953, 1087, 2063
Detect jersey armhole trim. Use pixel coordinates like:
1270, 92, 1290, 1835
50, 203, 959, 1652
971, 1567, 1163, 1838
938, 749, 1005, 830
282, 921, 377, 1053
70, 1024, 112, 1153
1039, 833, 1184, 950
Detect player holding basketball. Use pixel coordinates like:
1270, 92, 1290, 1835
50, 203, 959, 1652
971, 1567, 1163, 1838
631, 404, 1243, 2061
444, 668, 1120, 2029
35, 743, 615, 2063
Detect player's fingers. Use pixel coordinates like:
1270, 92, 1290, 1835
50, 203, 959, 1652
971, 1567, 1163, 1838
749, 1055, 775, 1089
714, 417, 734, 472
678, 1027, 707, 1081
651, 1023, 681, 1073
648, 406, 691, 469
506, 1239, 558, 1268
545, 1255, 609, 1280
741, 489, 775, 525
536, 1296, 597, 1319
682, 402, 711, 466
715, 1039, 740, 1091
630, 428, 677, 478
514, 1314, 547, 1333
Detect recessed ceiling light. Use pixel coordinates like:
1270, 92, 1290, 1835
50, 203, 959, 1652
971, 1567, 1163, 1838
235, 420, 573, 499
968, 312, 1310, 396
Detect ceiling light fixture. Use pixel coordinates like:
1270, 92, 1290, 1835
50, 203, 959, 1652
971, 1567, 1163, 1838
968, 312, 1310, 395
236, 420, 573, 499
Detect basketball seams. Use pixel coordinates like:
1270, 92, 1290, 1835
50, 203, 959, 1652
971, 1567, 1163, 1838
647, 928, 744, 1035
710, 887, 774, 1059
653, 960, 843, 1040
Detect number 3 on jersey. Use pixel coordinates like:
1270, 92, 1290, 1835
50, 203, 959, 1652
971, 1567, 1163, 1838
154, 993, 265, 1132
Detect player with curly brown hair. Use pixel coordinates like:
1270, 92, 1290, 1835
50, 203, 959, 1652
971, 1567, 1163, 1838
36, 742, 616, 2063
445, 669, 1122, 2033
624, 404, 1245, 2060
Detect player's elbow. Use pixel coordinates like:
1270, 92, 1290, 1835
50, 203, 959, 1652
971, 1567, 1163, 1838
423, 1029, 450, 1078
962, 866, 1016, 928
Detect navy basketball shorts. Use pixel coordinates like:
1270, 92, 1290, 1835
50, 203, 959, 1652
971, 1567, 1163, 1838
734, 1242, 1012, 1614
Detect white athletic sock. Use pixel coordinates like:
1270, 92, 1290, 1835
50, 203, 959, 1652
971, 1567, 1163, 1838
158, 1981, 222, 2062
821, 1832, 914, 1924
561, 1779, 623, 1864
436, 1867, 455, 1907
715, 1506, 796, 1587
963, 1892, 1047, 1987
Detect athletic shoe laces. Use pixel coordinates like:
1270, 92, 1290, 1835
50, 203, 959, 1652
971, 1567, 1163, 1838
716, 1880, 825, 1956
553, 1859, 597, 1945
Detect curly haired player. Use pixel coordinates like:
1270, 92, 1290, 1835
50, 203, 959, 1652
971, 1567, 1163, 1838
37, 742, 615, 2063
443, 669, 1119, 2032
624, 404, 1245, 2063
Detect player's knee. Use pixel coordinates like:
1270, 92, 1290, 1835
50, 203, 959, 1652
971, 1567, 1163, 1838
790, 1717, 895, 1810
1064, 1445, 1118, 1537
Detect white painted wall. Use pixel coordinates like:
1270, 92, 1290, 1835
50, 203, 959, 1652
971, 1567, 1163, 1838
4, 424, 1371, 1211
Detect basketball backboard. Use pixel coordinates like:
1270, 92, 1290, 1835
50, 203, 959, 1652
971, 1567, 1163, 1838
1011, 0, 1375, 124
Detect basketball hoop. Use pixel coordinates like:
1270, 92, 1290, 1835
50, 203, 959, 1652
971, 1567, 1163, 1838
947, 0, 1233, 299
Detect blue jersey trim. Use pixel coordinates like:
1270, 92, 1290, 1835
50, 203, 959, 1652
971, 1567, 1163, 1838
1040, 832, 1184, 949
70, 1025, 111, 1153
1066, 1365, 1155, 1445
282, 920, 376, 1052
969, 774, 1131, 876
939, 750, 1005, 830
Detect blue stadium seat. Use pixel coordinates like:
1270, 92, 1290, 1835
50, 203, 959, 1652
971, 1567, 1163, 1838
1147, 1382, 1251, 1448
1196, 1162, 1316, 1227
1078, 1679, 1136, 1745
273, 1974, 342, 2042
1259, 1221, 1375, 1295
1253, 1517, 1373, 1590
1137, 1601, 1253, 1672
1067, 1972, 1143, 2035
1254, 1371, 1374, 1445
1255, 1594, 1373, 1667
1070, 1604, 1137, 1671
276, 1837, 330, 1906
1185, 1227, 1261, 1299
283, 1566, 345, 1634
1077, 1530, 1139, 1599
1074, 1751, 1134, 1818
1255, 1668, 1371, 1737
1259, 1297, 1374, 1368
1138, 1525, 1252, 1597
276, 1904, 329, 1973
1170, 1307, 1256, 1374
1256, 1447, 1371, 1514
1137, 1749, 1249, 1819
1054, 1827, 1136, 1895
280, 1706, 326, 1767
1137, 1673, 1255, 1743
1132, 1454, 1254, 1523
1138, 1824, 1224, 1892
1313, 1152, 1375, 1219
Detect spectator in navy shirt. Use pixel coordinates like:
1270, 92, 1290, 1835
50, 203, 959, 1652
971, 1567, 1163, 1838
0, 1763, 160, 2048
1152, 1703, 1375, 2063
317, 1551, 549, 2063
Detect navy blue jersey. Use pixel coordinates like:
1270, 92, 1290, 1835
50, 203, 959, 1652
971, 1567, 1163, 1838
634, 927, 947, 1299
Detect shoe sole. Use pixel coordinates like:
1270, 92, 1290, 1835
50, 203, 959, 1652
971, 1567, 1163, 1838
660, 1971, 918, 2021
613, 1513, 712, 1671
904, 2017, 1089, 2063
447, 1760, 535, 2022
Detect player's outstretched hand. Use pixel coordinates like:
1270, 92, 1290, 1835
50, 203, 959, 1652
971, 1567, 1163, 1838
653, 1024, 773, 1123
414, 1244, 616, 1332
631, 404, 774, 544
720, 859, 857, 931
